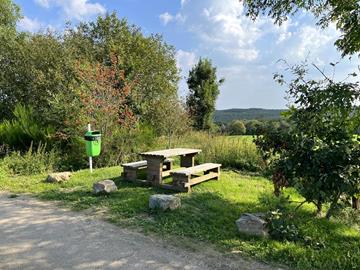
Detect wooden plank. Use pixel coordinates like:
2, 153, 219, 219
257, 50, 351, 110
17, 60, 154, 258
122, 160, 147, 168
122, 158, 174, 169
184, 172, 218, 187
162, 167, 187, 178
140, 148, 201, 159
171, 163, 221, 176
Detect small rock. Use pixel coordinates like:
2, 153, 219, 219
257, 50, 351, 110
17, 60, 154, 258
46, 172, 72, 183
93, 180, 118, 195
235, 213, 268, 237
149, 194, 181, 211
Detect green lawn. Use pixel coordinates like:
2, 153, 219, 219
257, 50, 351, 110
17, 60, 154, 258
1, 167, 359, 269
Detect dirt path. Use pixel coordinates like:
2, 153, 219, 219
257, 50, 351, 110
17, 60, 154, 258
0, 193, 283, 270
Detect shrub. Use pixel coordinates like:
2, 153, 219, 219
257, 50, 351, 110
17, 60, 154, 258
265, 209, 302, 242
257, 62, 360, 218
0, 164, 9, 179
1, 143, 60, 175
0, 104, 54, 150
228, 120, 246, 135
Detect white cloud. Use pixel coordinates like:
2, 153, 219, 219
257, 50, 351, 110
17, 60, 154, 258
176, 50, 198, 97
18, 16, 42, 32
159, 12, 185, 26
187, 1, 269, 61
181, 0, 189, 7
289, 24, 338, 60
34, 0, 106, 20
176, 49, 197, 72
34, 0, 50, 8
159, 12, 173, 26
274, 19, 293, 44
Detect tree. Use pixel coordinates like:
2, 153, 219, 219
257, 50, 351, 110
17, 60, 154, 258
242, 0, 360, 56
63, 13, 179, 125
186, 58, 224, 130
245, 120, 263, 135
149, 98, 191, 148
0, 0, 20, 29
228, 120, 247, 135
255, 62, 360, 218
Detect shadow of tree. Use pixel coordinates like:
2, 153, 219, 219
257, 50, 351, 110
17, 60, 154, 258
34, 175, 360, 270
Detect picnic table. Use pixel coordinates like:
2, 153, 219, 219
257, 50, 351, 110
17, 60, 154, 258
140, 148, 201, 186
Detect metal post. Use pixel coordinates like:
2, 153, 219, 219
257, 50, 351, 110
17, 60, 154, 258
87, 123, 93, 173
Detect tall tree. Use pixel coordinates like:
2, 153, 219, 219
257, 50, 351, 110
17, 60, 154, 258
63, 13, 180, 122
0, 0, 20, 29
186, 58, 224, 130
242, 0, 360, 56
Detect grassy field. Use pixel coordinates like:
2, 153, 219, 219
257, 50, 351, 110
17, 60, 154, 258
156, 133, 263, 171
1, 167, 359, 270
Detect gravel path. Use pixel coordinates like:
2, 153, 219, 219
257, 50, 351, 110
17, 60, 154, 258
0, 193, 284, 270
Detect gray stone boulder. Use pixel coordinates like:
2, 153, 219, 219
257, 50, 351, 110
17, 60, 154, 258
46, 172, 72, 183
93, 180, 118, 195
149, 194, 181, 211
235, 213, 268, 237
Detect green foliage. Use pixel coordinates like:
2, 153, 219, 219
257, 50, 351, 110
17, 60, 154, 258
1, 167, 360, 270
228, 120, 247, 135
186, 58, 224, 130
266, 210, 302, 242
157, 132, 264, 171
0, 7, 181, 170
0, 104, 55, 150
0, 143, 59, 175
256, 62, 360, 218
242, 0, 360, 56
148, 98, 191, 148
0, 0, 20, 29
64, 13, 179, 122
96, 123, 156, 167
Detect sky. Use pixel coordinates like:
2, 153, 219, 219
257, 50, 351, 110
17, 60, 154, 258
14, 0, 359, 109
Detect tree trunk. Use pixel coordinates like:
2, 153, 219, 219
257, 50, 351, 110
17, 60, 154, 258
326, 195, 341, 219
316, 202, 323, 217
352, 196, 360, 210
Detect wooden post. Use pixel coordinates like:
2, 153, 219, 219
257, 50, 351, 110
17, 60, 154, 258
180, 154, 195, 167
146, 157, 164, 185
124, 168, 137, 181
87, 123, 93, 173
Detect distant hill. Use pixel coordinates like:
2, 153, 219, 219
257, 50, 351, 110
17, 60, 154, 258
214, 108, 286, 123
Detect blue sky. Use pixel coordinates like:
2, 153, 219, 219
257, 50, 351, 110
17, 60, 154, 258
15, 0, 359, 109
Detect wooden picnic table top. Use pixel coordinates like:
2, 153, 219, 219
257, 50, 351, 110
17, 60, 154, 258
140, 148, 201, 159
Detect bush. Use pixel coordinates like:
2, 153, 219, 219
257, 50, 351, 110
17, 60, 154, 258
0, 164, 9, 179
95, 124, 157, 167
265, 209, 302, 242
0, 104, 54, 150
1, 143, 60, 175
228, 120, 246, 135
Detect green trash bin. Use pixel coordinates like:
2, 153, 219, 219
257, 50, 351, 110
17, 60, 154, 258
84, 130, 101, 157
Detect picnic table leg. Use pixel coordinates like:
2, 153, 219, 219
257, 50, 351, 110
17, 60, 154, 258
180, 153, 196, 167
146, 157, 164, 185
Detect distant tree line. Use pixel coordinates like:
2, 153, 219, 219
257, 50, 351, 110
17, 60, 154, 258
217, 119, 290, 136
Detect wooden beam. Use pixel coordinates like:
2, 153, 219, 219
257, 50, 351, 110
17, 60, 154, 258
184, 172, 218, 187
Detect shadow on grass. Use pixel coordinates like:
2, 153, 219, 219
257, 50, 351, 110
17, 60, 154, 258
35, 175, 360, 270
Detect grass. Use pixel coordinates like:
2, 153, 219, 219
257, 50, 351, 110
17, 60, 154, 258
156, 132, 263, 171
1, 167, 359, 269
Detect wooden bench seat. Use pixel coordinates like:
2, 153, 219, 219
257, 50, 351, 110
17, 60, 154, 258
122, 158, 173, 181
170, 163, 221, 192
